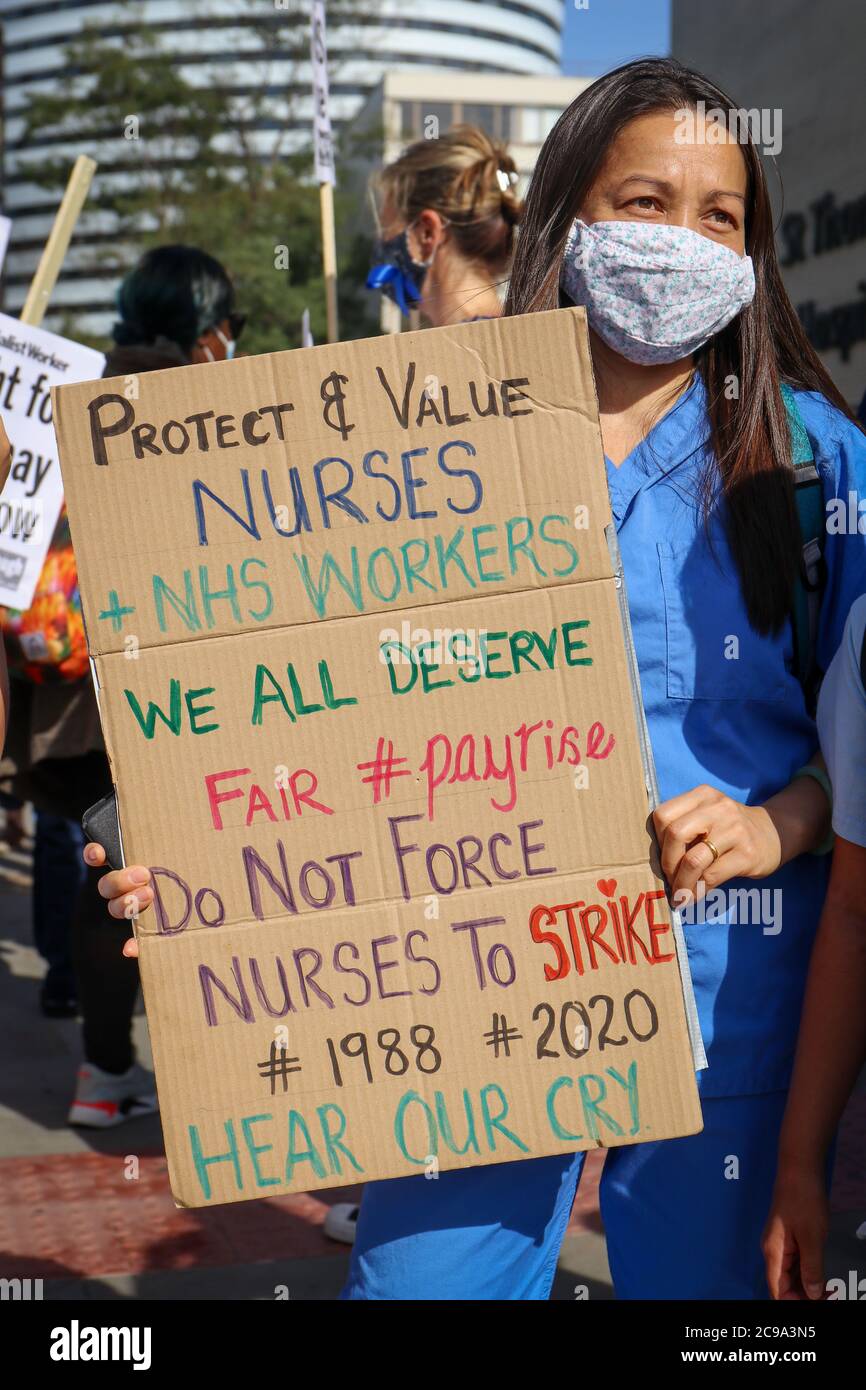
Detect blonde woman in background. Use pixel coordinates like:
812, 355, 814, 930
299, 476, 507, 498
366, 124, 522, 329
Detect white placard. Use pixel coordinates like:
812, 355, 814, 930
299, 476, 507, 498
311, 0, 336, 186
0, 312, 104, 610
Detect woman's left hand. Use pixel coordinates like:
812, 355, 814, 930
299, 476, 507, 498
652, 784, 781, 904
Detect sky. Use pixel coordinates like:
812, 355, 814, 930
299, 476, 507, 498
560, 0, 671, 76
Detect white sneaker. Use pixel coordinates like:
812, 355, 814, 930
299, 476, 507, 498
323, 1202, 360, 1245
68, 1061, 159, 1128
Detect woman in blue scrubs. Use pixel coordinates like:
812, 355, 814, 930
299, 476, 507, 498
90, 57, 866, 1299
341, 57, 866, 1299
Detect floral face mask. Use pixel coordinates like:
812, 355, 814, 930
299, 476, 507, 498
560, 218, 756, 364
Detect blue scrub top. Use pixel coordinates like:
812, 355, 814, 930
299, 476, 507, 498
817, 594, 866, 848
608, 377, 866, 1097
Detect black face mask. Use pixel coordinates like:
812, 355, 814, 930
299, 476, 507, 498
366, 229, 432, 314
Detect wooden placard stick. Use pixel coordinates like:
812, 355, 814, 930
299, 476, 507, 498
311, 1, 339, 343
20, 155, 97, 328
319, 181, 339, 344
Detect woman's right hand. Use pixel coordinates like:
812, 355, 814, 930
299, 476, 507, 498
83, 842, 152, 957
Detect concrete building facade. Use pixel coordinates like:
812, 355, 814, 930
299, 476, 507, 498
672, 0, 866, 406
0, 0, 565, 334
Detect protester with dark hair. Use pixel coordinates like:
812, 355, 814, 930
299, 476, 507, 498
110, 244, 243, 370
2, 245, 241, 1126
340, 57, 866, 1299
88, 61, 866, 1297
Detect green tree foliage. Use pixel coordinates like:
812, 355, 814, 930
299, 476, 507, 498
17, 0, 383, 352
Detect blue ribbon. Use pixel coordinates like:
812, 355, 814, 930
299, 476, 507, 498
366, 262, 421, 317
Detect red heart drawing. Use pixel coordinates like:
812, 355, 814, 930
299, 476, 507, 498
597, 878, 617, 899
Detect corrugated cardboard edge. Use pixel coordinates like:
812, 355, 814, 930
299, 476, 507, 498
605, 522, 707, 1071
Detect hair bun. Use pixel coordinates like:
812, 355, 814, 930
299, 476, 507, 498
494, 156, 522, 226
375, 123, 523, 274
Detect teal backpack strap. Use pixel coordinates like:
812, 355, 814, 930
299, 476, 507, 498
781, 382, 825, 708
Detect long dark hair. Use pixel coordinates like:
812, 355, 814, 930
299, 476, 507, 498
505, 57, 860, 635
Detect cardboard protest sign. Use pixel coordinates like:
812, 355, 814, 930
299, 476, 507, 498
0, 313, 104, 609
53, 309, 702, 1208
